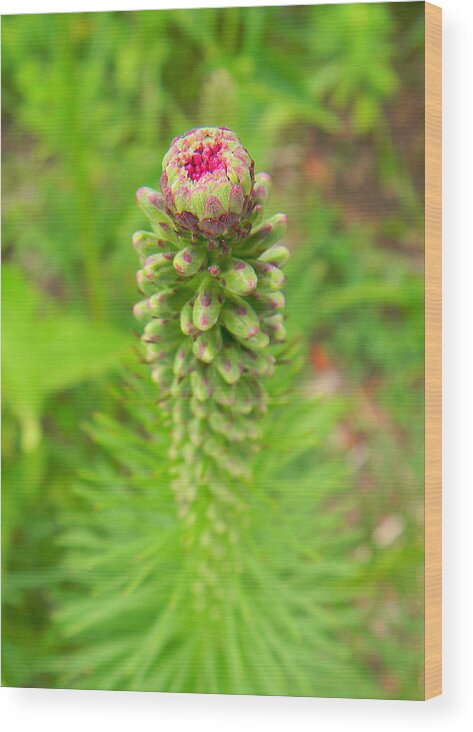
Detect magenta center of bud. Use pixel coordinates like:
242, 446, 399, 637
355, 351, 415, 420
182, 141, 226, 182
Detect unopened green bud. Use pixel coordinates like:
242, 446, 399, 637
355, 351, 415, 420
193, 277, 223, 331
262, 314, 287, 343
252, 261, 286, 292
150, 363, 173, 391
252, 172, 272, 206
214, 344, 243, 384
240, 349, 276, 377
220, 257, 257, 296
233, 378, 255, 415
209, 410, 245, 442
220, 295, 260, 341
173, 340, 194, 378
190, 369, 212, 401
143, 251, 175, 278
173, 246, 207, 276
136, 269, 157, 296
139, 253, 177, 291
247, 204, 264, 226
133, 230, 174, 264
180, 299, 199, 336
252, 291, 285, 313
148, 288, 182, 317
252, 381, 268, 414
237, 329, 270, 352
170, 376, 192, 400
258, 244, 290, 268
242, 213, 288, 256
136, 187, 176, 240
133, 298, 152, 323
190, 396, 208, 419
212, 375, 236, 407
143, 318, 180, 346
144, 342, 169, 364
155, 268, 181, 287
193, 326, 223, 363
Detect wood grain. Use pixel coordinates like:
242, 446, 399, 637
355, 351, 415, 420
424, 1, 442, 701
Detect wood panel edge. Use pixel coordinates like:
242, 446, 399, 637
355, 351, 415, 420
424, 0, 442, 701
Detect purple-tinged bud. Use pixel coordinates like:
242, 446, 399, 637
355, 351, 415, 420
136, 269, 157, 296
214, 345, 243, 385
220, 295, 260, 341
170, 376, 192, 400
150, 363, 173, 392
239, 329, 270, 351
233, 379, 255, 415
139, 253, 176, 288
133, 298, 152, 323
252, 261, 286, 292
248, 204, 264, 226
144, 342, 169, 364
241, 213, 288, 256
240, 349, 276, 377
252, 172, 272, 206
180, 299, 199, 336
144, 252, 175, 278
148, 288, 181, 317
262, 314, 287, 344
258, 244, 290, 268
143, 318, 180, 346
192, 278, 223, 331
133, 230, 174, 264
220, 257, 257, 297
193, 326, 223, 363
136, 186, 167, 215
173, 341, 194, 378
209, 410, 245, 442
252, 291, 285, 312
161, 127, 254, 238
212, 377, 236, 408
136, 187, 176, 240
173, 246, 207, 276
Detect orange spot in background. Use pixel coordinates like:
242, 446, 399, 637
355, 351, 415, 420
303, 155, 333, 187
310, 343, 331, 371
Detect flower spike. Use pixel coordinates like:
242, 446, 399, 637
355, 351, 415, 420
132, 127, 289, 604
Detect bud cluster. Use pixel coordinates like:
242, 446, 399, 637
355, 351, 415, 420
133, 127, 289, 527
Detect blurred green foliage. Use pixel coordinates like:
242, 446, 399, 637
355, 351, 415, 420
2, 3, 425, 698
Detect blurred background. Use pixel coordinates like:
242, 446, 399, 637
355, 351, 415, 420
2, 2, 425, 696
